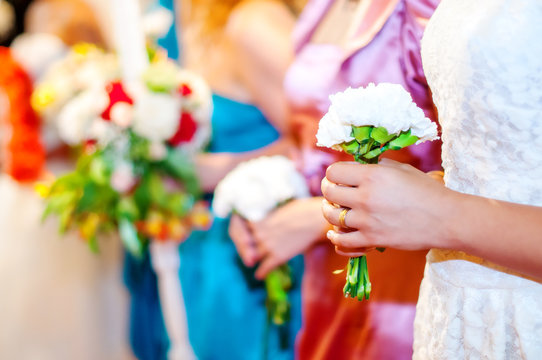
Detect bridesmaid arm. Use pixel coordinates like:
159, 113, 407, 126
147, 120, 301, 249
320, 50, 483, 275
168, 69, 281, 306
225, 0, 296, 133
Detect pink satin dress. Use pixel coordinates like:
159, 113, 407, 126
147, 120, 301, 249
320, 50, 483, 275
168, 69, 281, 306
283, 0, 441, 359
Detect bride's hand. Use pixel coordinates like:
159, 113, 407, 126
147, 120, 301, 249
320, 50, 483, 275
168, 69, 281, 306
243, 197, 330, 280
321, 159, 453, 256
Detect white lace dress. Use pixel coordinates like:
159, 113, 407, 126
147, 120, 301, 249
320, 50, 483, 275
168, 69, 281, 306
414, 0, 542, 358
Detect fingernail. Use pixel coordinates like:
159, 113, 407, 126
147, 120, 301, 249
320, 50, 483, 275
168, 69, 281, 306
327, 230, 334, 240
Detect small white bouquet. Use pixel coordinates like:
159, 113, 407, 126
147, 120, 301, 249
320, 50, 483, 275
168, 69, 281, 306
213, 155, 309, 325
317, 83, 438, 300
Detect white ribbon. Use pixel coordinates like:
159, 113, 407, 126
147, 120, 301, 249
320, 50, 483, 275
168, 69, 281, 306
150, 241, 196, 360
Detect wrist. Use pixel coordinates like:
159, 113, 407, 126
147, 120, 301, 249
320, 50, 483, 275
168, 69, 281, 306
436, 188, 470, 252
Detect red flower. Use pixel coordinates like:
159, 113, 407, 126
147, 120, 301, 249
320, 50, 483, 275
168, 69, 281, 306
0, 47, 45, 182
178, 83, 193, 97
101, 81, 133, 121
169, 111, 198, 146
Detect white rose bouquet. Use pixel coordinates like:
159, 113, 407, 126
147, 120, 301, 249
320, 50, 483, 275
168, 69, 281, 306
213, 155, 309, 325
316, 83, 439, 301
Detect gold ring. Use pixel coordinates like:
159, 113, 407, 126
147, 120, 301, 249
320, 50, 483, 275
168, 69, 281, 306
339, 208, 350, 228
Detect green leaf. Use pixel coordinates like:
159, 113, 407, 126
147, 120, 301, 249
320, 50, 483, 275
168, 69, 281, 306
370, 127, 396, 144
43, 191, 78, 219
166, 193, 194, 217
364, 147, 383, 160
134, 174, 152, 216
148, 173, 167, 206
47, 173, 84, 196
119, 218, 144, 258
58, 205, 75, 234
116, 196, 140, 221
352, 126, 372, 144
163, 149, 201, 196
143, 62, 179, 93
89, 157, 109, 185
88, 236, 100, 253
265, 270, 288, 302
341, 140, 360, 155
388, 131, 419, 150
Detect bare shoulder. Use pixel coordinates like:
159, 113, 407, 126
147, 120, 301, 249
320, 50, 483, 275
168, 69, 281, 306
225, 0, 295, 40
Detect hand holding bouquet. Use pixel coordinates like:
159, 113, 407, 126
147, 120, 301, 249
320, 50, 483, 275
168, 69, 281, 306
316, 83, 438, 300
213, 155, 309, 325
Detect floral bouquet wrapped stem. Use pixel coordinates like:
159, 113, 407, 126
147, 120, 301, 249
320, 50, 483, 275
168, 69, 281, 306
317, 83, 439, 301
213, 155, 309, 326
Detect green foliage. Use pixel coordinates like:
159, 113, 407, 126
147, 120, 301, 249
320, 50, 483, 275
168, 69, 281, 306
42, 131, 204, 257
119, 218, 144, 258
143, 62, 179, 93
265, 265, 292, 326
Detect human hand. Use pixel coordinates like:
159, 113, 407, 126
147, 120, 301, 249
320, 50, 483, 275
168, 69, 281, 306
245, 197, 330, 280
195, 152, 234, 192
321, 159, 454, 256
229, 214, 261, 267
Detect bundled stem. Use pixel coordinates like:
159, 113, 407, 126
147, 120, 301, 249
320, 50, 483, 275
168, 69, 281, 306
264, 264, 292, 325
340, 125, 419, 301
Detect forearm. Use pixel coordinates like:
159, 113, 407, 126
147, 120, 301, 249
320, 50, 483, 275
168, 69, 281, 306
443, 191, 542, 280
229, 137, 294, 169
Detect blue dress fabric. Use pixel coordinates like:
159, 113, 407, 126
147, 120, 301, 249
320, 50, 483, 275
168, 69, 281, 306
124, 94, 304, 360
155, 0, 180, 61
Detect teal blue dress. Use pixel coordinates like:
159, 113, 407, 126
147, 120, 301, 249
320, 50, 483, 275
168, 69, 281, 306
124, 94, 303, 360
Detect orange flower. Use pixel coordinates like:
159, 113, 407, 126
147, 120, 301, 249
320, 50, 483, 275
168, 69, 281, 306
0, 47, 45, 182
190, 201, 213, 230
167, 217, 188, 242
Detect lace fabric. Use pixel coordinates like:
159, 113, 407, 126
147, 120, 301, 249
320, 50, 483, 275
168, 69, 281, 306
414, 0, 542, 357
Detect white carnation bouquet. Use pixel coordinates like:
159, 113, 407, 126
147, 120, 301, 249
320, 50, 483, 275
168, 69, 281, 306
213, 155, 309, 325
316, 83, 438, 300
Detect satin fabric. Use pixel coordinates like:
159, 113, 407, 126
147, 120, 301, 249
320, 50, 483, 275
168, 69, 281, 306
283, 0, 441, 359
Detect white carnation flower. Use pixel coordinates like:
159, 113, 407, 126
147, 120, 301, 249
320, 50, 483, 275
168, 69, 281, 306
110, 102, 134, 128
316, 111, 353, 150
213, 156, 309, 221
57, 87, 109, 145
132, 89, 181, 142
317, 83, 438, 149
88, 118, 120, 146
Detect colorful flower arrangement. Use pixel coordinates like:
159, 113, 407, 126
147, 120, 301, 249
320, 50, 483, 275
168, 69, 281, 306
31, 43, 119, 129
214, 155, 310, 325
317, 83, 438, 300
36, 51, 213, 256
0, 47, 45, 182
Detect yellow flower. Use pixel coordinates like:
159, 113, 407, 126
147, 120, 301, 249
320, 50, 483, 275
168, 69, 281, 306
71, 43, 99, 57
145, 210, 165, 238
191, 203, 212, 230
79, 213, 101, 240
31, 84, 56, 112
34, 183, 50, 198
167, 218, 188, 241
